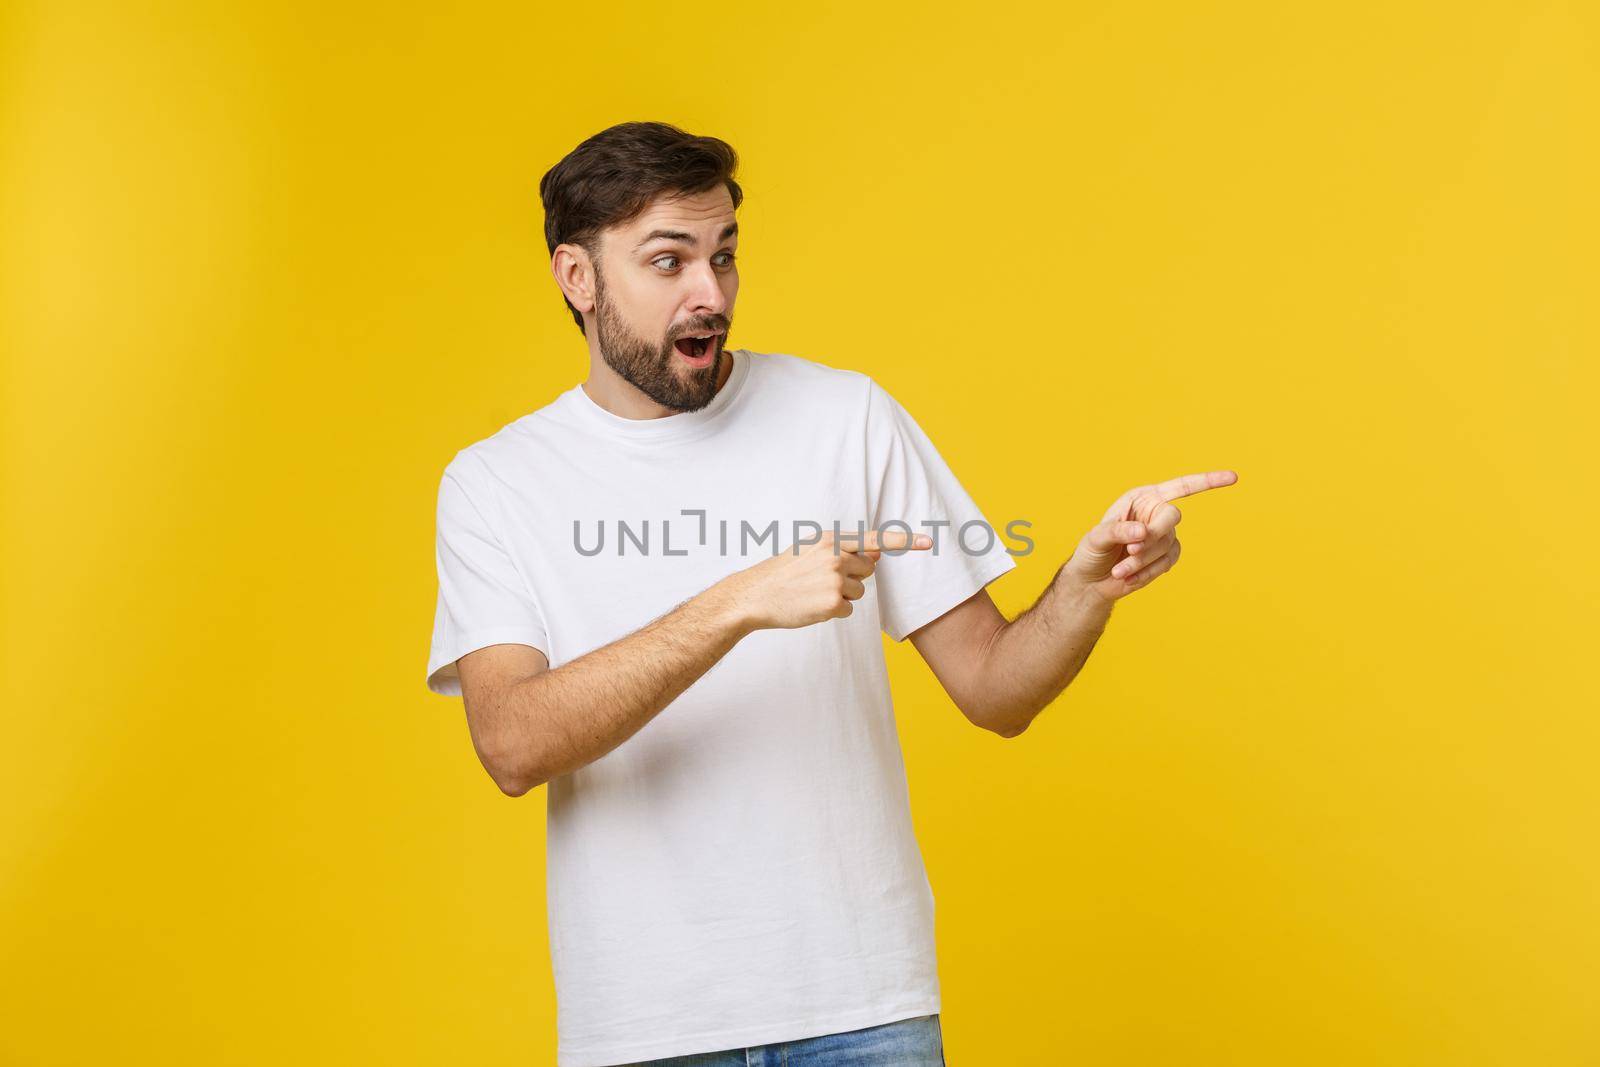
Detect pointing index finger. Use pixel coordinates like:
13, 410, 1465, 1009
1154, 470, 1238, 502
837, 528, 933, 553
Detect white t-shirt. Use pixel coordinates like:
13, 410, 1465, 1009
426, 348, 1015, 1067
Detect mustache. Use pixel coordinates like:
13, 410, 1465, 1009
670, 318, 731, 339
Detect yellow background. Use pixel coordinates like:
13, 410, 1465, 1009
4, 2, 1596, 1063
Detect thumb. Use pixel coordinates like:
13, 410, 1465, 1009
1071, 519, 1146, 574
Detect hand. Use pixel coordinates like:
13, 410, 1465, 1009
1063, 470, 1238, 605
716, 527, 933, 631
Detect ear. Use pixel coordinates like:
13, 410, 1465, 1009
552, 243, 597, 315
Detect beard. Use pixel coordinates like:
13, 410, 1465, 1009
593, 272, 730, 413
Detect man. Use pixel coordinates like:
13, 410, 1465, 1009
426, 121, 1236, 1067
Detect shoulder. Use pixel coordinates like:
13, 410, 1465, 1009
742, 348, 879, 407
438, 390, 573, 487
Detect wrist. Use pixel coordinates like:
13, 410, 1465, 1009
1054, 565, 1115, 624
700, 575, 760, 641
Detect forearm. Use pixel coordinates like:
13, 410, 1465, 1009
497, 580, 754, 789
972, 563, 1114, 736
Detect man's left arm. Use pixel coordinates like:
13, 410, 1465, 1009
909, 469, 1238, 738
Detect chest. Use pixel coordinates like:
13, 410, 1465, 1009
493, 421, 874, 661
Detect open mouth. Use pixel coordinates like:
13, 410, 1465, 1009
673, 332, 722, 362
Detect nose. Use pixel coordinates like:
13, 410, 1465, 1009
685, 259, 728, 318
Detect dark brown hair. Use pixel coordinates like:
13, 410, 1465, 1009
539, 121, 743, 335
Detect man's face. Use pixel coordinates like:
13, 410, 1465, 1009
590, 185, 739, 412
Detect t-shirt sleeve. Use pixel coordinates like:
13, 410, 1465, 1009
864, 377, 1017, 642
425, 457, 551, 696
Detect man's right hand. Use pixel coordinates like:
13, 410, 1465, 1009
715, 527, 933, 631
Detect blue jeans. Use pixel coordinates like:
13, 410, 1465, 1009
618, 1013, 946, 1066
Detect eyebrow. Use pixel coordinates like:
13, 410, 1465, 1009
632, 221, 738, 252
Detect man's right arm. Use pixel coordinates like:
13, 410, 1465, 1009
456, 528, 929, 796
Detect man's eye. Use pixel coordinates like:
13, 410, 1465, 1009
653, 255, 680, 271
714, 252, 737, 266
